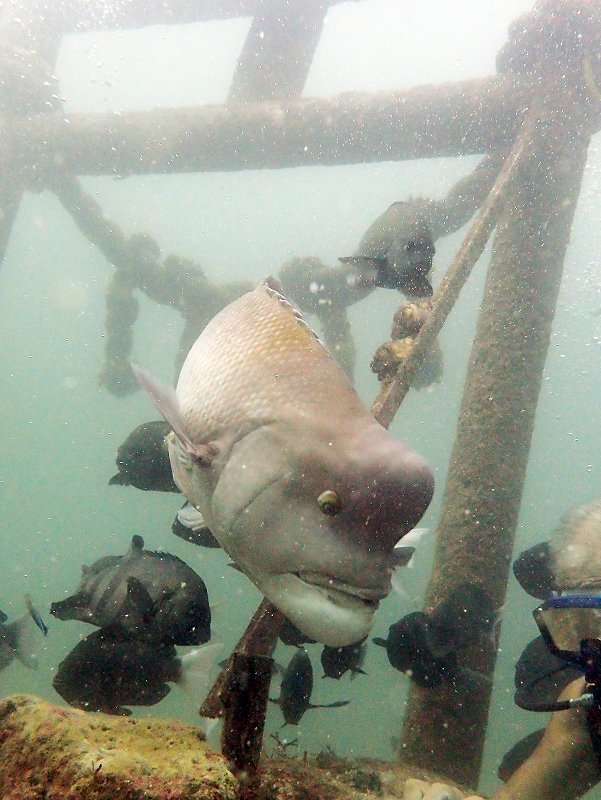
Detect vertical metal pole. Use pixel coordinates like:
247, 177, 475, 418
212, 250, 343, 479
0, 5, 64, 266
229, 0, 328, 102
399, 94, 592, 787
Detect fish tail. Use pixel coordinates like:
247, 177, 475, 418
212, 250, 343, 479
7, 613, 40, 670
176, 642, 223, 697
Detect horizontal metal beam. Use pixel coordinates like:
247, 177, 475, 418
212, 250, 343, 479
2, 0, 353, 36
15, 76, 531, 176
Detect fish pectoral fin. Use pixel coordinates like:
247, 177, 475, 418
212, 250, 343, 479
125, 577, 156, 624
132, 363, 213, 464
188, 442, 218, 468
109, 472, 129, 486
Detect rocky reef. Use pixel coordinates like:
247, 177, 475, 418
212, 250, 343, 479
0, 694, 466, 800
0, 694, 236, 800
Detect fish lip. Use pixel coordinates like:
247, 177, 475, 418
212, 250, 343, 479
296, 571, 387, 606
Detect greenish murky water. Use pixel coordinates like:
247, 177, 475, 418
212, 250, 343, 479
2, 2, 601, 796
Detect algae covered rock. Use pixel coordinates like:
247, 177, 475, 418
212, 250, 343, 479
0, 694, 237, 800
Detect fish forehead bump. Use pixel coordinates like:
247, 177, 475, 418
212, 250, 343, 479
176, 280, 368, 440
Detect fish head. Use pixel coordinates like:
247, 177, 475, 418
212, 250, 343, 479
385, 217, 435, 296
202, 416, 433, 647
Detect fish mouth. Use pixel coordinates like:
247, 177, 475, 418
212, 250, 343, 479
296, 571, 387, 610
257, 571, 383, 646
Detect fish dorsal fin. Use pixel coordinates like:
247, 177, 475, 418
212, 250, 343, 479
261, 276, 320, 341
131, 363, 216, 466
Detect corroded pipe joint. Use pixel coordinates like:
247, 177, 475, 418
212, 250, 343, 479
371, 338, 414, 383
392, 300, 435, 339
497, 0, 601, 97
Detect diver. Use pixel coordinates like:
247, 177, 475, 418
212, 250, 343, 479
401, 676, 601, 800
401, 590, 601, 800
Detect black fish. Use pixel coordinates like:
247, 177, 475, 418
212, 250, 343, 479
321, 639, 367, 680
270, 649, 349, 726
279, 618, 317, 648
0, 600, 44, 673
51, 535, 211, 646
513, 541, 555, 599
53, 626, 220, 716
109, 421, 179, 492
373, 612, 457, 688
339, 202, 435, 298
373, 585, 495, 689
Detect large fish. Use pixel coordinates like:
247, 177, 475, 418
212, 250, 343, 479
134, 278, 433, 646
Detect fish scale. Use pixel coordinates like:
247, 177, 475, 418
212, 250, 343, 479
177, 281, 366, 439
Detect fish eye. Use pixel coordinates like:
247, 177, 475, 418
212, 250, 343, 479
317, 490, 342, 516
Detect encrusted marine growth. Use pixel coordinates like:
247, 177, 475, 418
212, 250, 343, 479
0, 694, 237, 800
371, 300, 443, 389
0, 693, 469, 800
